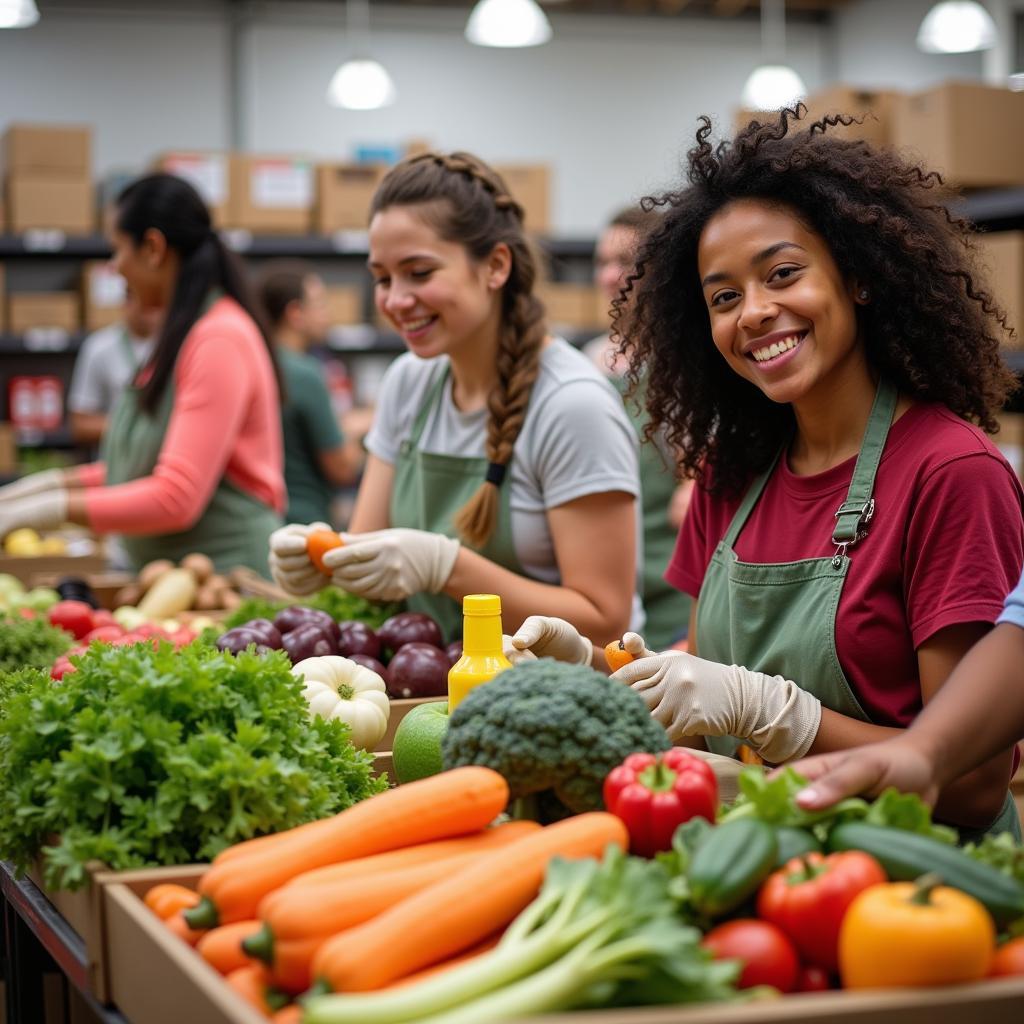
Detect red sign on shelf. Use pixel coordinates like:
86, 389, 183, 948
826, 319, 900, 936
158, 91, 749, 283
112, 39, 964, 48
8, 375, 64, 433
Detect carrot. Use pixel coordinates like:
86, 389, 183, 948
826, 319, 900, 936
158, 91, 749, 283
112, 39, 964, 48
164, 910, 207, 947
311, 812, 628, 993
307, 530, 344, 574
144, 882, 200, 920
283, 821, 539, 889
214, 830, 286, 867
189, 766, 508, 928
383, 933, 502, 990
225, 964, 275, 1015
250, 823, 540, 994
271, 1006, 303, 1024
197, 919, 262, 976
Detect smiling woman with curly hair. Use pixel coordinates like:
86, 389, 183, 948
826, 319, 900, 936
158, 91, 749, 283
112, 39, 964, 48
599, 106, 1024, 840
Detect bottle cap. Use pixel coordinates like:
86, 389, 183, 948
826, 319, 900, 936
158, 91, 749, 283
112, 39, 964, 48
463, 593, 501, 616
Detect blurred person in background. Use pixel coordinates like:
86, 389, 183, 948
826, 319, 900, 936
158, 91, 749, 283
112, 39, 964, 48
584, 206, 694, 649
67, 287, 160, 447
257, 260, 362, 527
0, 173, 285, 575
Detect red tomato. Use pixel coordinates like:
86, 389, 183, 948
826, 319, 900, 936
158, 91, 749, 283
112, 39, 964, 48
17, 607, 36, 620
796, 964, 832, 991
51, 657, 75, 680
990, 938, 1024, 977
702, 919, 800, 993
82, 625, 125, 644
47, 600, 97, 640
90, 609, 116, 628
169, 628, 195, 648
132, 622, 169, 639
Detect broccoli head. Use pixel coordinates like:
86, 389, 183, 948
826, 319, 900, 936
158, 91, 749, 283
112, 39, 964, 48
440, 659, 671, 823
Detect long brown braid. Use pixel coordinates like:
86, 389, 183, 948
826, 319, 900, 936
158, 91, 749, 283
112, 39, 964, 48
370, 152, 547, 548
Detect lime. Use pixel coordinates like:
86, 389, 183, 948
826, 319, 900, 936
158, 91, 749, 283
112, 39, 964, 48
391, 701, 450, 784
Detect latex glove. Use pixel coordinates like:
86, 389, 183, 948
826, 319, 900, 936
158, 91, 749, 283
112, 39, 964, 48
0, 468, 66, 502
502, 634, 538, 666
268, 521, 332, 597
509, 616, 594, 666
621, 631, 657, 659
612, 651, 821, 764
0, 489, 68, 539
323, 528, 460, 603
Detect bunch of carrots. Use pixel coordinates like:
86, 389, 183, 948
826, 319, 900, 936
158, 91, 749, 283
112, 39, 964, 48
143, 765, 628, 1019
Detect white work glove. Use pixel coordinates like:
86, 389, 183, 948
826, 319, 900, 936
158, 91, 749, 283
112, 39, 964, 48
0, 468, 66, 502
0, 489, 69, 539
509, 616, 594, 666
501, 634, 538, 666
268, 521, 331, 597
612, 651, 822, 764
323, 528, 460, 603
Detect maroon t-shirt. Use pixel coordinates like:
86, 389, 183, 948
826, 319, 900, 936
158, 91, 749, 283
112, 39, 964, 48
667, 403, 1024, 728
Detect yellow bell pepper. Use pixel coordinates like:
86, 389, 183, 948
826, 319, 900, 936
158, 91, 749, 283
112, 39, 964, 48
839, 873, 995, 988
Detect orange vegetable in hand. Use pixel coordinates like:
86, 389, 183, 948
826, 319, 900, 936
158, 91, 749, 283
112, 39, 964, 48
307, 529, 344, 574
839, 874, 995, 988
604, 639, 635, 672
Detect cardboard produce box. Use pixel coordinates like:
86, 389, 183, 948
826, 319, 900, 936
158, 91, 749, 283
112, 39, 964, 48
977, 230, 1023, 345
81, 260, 127, 331
2, 123, 91, 178
324, 283, 365, 326
8, 291, 80, 333
995, 413, 1024, 483
538, 282, 604, 330
315, 162, 387, 233
736, 86, 899, 146
152, 151, 230, 226
0, 421, 15, 475
6, 177, 95, 235
494, 163, 551, 233
892, 82, 1024, 189
229, 155, 314, 234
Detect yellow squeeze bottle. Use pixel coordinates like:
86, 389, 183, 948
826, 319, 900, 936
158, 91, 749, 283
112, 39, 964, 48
447, 594, 513, 712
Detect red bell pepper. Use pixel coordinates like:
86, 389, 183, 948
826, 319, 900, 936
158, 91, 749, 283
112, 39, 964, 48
602, 748, 718, 857
756, 850, 887, 973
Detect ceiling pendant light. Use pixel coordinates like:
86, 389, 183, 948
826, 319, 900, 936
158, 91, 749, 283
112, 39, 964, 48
916, 1, 997, 54
326, 0, 396, 110
0, 0, 40, 29
465, 0, 552, 48
740, 0, 806, 111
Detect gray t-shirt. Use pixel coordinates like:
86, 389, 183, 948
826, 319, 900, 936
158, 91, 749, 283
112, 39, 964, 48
67, 324, 153, 415
367, 338, 643, 602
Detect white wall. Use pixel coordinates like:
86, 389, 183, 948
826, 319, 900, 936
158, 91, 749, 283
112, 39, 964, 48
0, 1, 1014, 234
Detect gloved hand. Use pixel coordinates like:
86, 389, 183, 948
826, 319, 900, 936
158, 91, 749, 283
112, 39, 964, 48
509, 616, 594, 666
0, 467, 66, 502
323, 528, 460, 603
501, 634, 538, 666
612, 651, 822, 764
621, 631, 656, 659
268, 521, 332, 597
0, 489, 69, 539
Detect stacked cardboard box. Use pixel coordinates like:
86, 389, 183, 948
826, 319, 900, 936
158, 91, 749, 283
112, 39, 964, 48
976, 231, 1024, 346
538, 282, 604, 331
324, 284, 365, 326
81, 260, 127, 331
315, 163, 387, 234
2, 124, 94, 234
152, 151, 231, 227
494, 164, 551, 233
230, 155, 314, 234
7, 293, 79, 333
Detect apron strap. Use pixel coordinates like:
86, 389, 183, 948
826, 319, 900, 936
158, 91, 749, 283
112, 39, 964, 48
721, 448, 783, 549
406, 364, 450, 449
831, 378, 898, 552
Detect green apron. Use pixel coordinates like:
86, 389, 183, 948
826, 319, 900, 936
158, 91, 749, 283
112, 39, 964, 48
390, 365, 525, 644
696, 379, 1019, 842
101, 325, 282, 578
613, 376, 692, 649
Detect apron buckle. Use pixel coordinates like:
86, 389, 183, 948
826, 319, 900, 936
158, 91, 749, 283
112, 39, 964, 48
831, 497, 875, 547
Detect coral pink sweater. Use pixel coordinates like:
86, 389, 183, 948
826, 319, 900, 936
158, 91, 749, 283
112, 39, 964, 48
79, 298, 285, 534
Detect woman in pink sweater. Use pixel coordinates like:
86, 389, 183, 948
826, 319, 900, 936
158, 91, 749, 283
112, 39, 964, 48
0, 174, 285, 575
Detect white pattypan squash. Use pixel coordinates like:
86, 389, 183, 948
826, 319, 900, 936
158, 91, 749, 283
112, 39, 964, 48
291, 655, 390, 751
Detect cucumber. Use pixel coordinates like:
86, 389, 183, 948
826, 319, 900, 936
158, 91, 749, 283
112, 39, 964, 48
827, 821, 1024, 928
688, 819, 778, 918
772, 826, 822, 868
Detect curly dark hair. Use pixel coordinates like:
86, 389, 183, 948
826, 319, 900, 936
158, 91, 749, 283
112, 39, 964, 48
614, 106, 1017, 499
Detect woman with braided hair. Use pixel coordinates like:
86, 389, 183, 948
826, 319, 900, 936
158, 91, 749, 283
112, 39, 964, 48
512, 108, 1024, 839
269, 151, 640, 648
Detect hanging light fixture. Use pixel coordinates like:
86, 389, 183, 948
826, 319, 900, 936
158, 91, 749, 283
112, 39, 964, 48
916, 1, 997, 54
740, 0, 806, 111
465, 0, 552, 48
326, 0, 396, 110
0, 0, 39, 28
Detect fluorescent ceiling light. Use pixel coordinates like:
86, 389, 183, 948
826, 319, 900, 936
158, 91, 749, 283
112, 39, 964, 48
741, 64, 807, 110
0, 0, 39, 28
916, 1, 997, 54
465, 0, 552, 48
327, 58, 396, 110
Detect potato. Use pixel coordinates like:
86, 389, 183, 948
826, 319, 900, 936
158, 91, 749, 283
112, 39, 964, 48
219, 588, 242, 611
194, 581, 225, 611
138, 559, 175, 591
180, 552, 214, 585
113, 583, 144, 608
